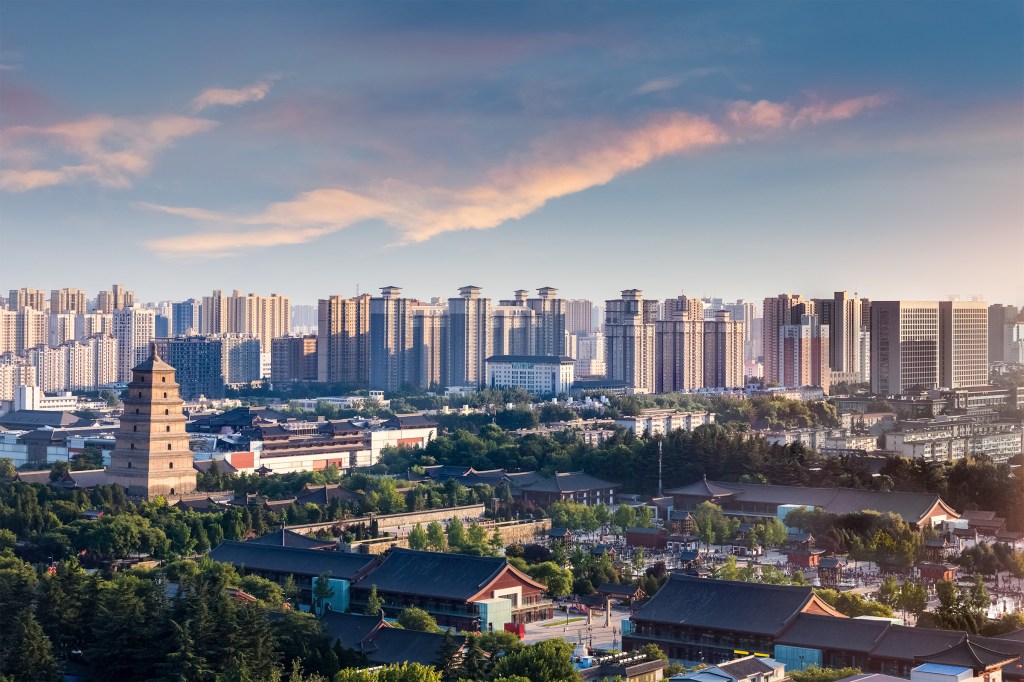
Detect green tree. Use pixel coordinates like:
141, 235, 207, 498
364, 585, 384, 617
312, 572, 335, 615
525, 561, 573, 598
899, 580, 928, 618
425, 521, 448, 552
408, 523, 428, 551
335, 662, 441, 681
493, 639, 580, 682
0, 457, 16, 479
878, 576, 900, 609
791, 667, 862, 682
1, 610, 61, 682
158, 620, 211, 682
396, 607, 439, 632
446, 517, 468, 549
49, 460, 71, 482
611, 505, 636, 536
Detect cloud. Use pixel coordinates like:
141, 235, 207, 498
142, 92, 886, 258
0, 64, 19, 72
728, 93, 888, 131
0, 115, 216, 191
190, 79, 274, 112
635, 78, 681, 95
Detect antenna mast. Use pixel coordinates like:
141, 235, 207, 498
658, 439, 663, 498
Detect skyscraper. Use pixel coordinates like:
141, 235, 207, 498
113, 306, 156, 382
447, 286, 492, 388
492, 304, 536, 357
704, 310, 745, 389
156, 336, 226, 400
412, 301, 447, 390
655, 294, 704, 392
317, 294, 371, 384
171, 299, 202, 336
107, 347, 196, 499
271, 335, 318, 384
988, 303, 1019, 364
871, 301, 940, 395
778, 314, 831, 392
369, 286, 415, 391
526, 287, 567, 356
605, 289, 658, 393
7, 288, 46, 312
565, 299, 594, 335
763, 294, 807, 386
939, 300, 988, 389
50, 288, 88, 314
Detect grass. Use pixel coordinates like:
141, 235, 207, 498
541, 617, 586, 627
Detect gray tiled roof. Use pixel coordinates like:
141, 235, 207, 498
519, 471, 620, 494
632, 574, 817, 635
209, 541, 376, 578
354, 548, 508, 601
777, 613, 889, 652
247, 529, 336, 550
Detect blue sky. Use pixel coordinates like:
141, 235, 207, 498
1, 1, 1021, 306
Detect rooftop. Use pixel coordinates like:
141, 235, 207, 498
208, 541, 376, 578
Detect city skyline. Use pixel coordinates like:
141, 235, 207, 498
2, 2, 1022, 306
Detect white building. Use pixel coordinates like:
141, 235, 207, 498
113, 306, 155, 382
572, 333, 606, 378
615, 408, 716, 435
14, 385, 78, 412
485, 355, 575, 395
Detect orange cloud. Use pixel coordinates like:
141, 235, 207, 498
190, 79, 275, 112
728, 93, 888, 131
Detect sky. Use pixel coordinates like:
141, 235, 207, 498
1, 1, 1022, 307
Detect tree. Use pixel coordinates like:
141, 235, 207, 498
611, 505, 635, 536
631, 548, 646, 576
0, 457, 16, 479
878, 577, 900, 609
335, 662, 441, 681
493, 639, 580, 682
312, 572, 335, 615
408, 523, 428, 551
49, 460, 70, 482
159, 620, 211, 682
446, 517, 468, 549
282, 574, 299, 607
524, 561, 573, 598
1, 610, 61, 682
426, 521, 448, 552
791, 667, 862, 682
899, 581, 928, 618
396, 607, 439, 633
364, 585, 384, 617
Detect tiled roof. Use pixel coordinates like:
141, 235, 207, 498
194, 459, 238, 474
717, 656, 784, 679
632, 574, 821, 635
383, 414, 438, 429
208, 541, 376, 578
778, 613, 889, 652
0, 411, 88, 429
16, 470, 53, 484
519, 471, 620, 494
917, 637, 1019, 669
365, 628, 452, 666
355, 548, 509, 601
295, 484, 363, 506
247, 529, 336, 550
666, 480, 958, 524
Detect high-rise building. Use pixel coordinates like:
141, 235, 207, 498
290, 304, 318, 334
96, 284, 135, 313
271, 335, 318, 384
7, 288, 46, 312
988, 304, 1020, 364
763, 294, 807, 386
818, 291, 863, 379
369, 286, 415, 391
15, 307, 48, 354
156, 336, 226, 400
447, 286, 492, 388
75, 312, 112, 340
778, 314, 831, 392
939, 300, 988, 389
171, 299, 202, 336
704, 310, 745, 389
411, 301, 447, 390
871, 301, 941, 395
565, 299, 594, 335
49, 313, 76, 347
222, 290, 291, 347
50, 288, 88, 314
492, 304, 536, 357
0, 310, 15, 355
1007, 317, 1024, 364
317, 294, 371, 384
113, 306, 156, 382
571, 333, 606, 378
221, 334, 262, 384
605, 289, 658, 393
526, 287, 567, 356
28, 345, 67, 392
107, 348, 196, 499
656, 294, 704, 392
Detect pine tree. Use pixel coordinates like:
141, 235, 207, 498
363, 584, 384, 616
1, 610, 60, 682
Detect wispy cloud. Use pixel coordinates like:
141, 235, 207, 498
1, 80, 274, 192
0, 115, 216, 191
728, 93, 888, 130
143, 92, 887, 258
635, 78, 681, 95
190, 79, 275, 112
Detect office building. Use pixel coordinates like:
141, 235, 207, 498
763, 294, 808, 386
107, 348, 196, 499
317, 294, 371, 384
50, 288, 88, 314
411, 301, 447, 390
271, 335, 318, 384
566, 299, 594, 335
369, 286, 415, 391
447, 286, 492, 388
171, 299, 202, 336
871, 301, 941, 395
156, 336, 226, 400
485, 355, 575, 395
656, 294, 704, 392
7, 288, 46, 312
988, 304, 1019, 364
605, 289, 658, 393
939, 300, 988, 389
526, 287, 567, 356
113, 305, 156, 382
778, 314, 831, 392
704, 310, 746, 389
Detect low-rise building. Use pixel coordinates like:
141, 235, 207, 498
518, 471, 620, 507
615, 409, 715, 435
485, 355, 575, 395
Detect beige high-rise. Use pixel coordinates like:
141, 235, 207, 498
763, 294, 806, 386
604, 289, 658, 393
656, 294, 704, 392
107, 348, 196, 499
704, 310, 745, 389
317, 294, 371, 384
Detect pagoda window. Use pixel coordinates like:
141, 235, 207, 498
162, 376, 166, 382
133, 425, 137, 432
167, 444, 172, 451
169, 462, 173, 468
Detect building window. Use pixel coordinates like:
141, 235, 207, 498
163, 392, 168, 398
130, 443, 135, 450
138, 392, 143, 398
165, 409, 169, 415
170, 488, 174, 495
128, 461, 132, 468
166, 426, 170, 432
135, 409, 140, 414
133, 425, 137, 432
162, 376, 166, 382
167, 444, 172, 451
169, 462, 173, 468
